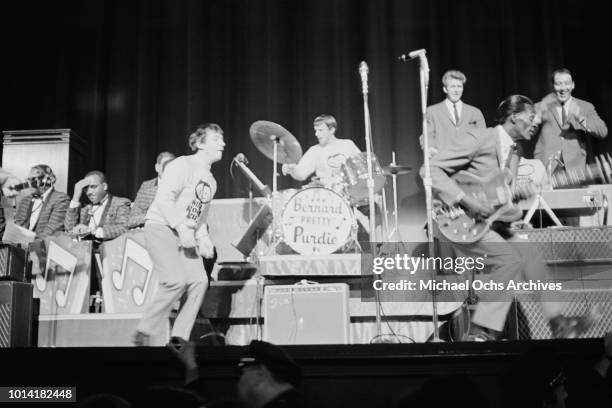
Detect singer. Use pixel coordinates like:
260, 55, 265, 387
134, 123, 225, 346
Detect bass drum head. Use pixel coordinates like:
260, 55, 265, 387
281, 187, 354, 255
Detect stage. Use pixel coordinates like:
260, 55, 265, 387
0, 339, 606, 407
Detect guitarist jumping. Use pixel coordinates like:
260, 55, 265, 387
423, 95, 599, 341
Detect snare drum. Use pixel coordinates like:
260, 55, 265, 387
338, 152, 386, 205
280, 187, 355, 255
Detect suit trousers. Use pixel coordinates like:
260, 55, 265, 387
137, 223, 208, 341
449, 230, 561, 331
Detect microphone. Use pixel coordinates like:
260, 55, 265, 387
359, 61, 369, 95
235, 153, 249, 165
233, 154, 271, 197
9, 179, 39, 192
398, 48, 426, 62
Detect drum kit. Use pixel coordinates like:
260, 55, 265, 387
246, 120, 412, 256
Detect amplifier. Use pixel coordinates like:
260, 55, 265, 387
0, 243, 27, 281
264, 283, 350, 345
512, 226, 612, 263
508, 289, 612, 340
0, 281, 34, 347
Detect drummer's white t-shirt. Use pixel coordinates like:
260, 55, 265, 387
297, 138, 360, 179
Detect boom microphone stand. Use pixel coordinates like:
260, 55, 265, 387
359, 61, 383, 340
399, 49, 441, 342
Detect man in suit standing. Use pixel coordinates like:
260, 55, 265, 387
422, 70, 486, 157
13, 164, 69, 239
533, 68, 607, 172
424, 95, 598, 341
127, 151, 175, 229
64, 170, 131, 241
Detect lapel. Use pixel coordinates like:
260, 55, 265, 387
548, 101, 563, 129
36, 189, 54, 225
23, 198, 34, 229
438, 102, 455, 126
98, 195, 113, 227
494, 128, 503, 169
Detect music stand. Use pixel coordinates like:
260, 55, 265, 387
233, 204, 273, 258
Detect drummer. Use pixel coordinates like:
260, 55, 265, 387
281, 114, 360, 184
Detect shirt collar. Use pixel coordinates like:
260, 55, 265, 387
32, 187, 53, 201
445, 98, 462, 110
496, 125, 514, 146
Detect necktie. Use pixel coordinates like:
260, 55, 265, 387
453, 103, 460, 126
561, 102, 567, 125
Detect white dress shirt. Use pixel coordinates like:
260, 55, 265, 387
28, 187, 53, 231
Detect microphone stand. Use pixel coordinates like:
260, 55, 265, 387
360, 61, 383, 341
416, 52, 442, 342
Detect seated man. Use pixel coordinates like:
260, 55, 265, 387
64, 171, 131, 241
127, 151, 175, 229
13, 164, 70, 239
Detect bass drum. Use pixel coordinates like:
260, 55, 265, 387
280, 187, 355, 255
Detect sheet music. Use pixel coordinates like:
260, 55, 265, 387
2, 222, 36, 246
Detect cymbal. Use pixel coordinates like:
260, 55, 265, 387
382, 164, 412, 176
249, 121, 303, 164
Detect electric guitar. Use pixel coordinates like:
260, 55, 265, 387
433, 163, 606, 243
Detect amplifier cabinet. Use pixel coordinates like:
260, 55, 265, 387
0, 243, 27, 281
264, 283, 350, 345
0, 281, 34, 347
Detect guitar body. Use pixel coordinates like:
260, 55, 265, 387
434, 170, 524, 243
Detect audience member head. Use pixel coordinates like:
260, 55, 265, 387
83, 170, 108, 205
154, 151, 176, 178
28, 164, 56, 196
132, 386, 204, 408
236, 340, 301, 407
394, 373, 486, 408
551, 68, 574, 105
188, 123, 225, 163
496, 94, 537, 141
442, 70, 467, 104
78, 393, 131, 408
313, 114, 337, 146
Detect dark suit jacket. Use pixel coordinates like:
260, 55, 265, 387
423, 127, 502, 206
127, 178, 157, 228
64, 194, 131, 240
425, 100, 486, 151
533, 94, 608, 170
14, 188, 70, 239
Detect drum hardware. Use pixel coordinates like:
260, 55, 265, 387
382, 152, 412, 240
249, 121, 303, 251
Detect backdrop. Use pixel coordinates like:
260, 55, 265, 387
1, 0, 610, 230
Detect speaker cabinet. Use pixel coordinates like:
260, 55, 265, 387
0, 243, 27, 282
264, 283, 350, 345
0, 281, 34, 347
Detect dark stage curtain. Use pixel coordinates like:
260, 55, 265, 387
1, 0, 610, 214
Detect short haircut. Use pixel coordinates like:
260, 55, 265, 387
442, 70, 467, 86
495, 95, 534, 124
85, 170, 107, 184
156, 151, 175, 164
188, 123, 224, 151
552, 68, 573, 83
313, 114, 337, 131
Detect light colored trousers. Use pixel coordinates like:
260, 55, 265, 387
137, 223, 208, 340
